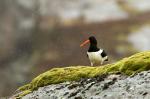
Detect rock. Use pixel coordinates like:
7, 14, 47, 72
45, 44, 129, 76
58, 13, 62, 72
19, 70, 150, 99
11, 51, 150, 99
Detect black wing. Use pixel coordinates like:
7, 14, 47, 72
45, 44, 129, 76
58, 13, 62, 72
101, 50, 107, 58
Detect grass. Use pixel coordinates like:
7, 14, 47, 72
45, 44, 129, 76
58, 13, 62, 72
16, 51, 150, 98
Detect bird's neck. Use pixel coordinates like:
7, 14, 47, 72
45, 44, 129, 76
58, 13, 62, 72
88, 44, 99, 52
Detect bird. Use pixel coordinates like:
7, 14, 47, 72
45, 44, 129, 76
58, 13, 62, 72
80, 36, 108, 66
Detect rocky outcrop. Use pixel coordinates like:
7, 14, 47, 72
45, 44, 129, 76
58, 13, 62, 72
21, 71, 150, 99
12, 51, 150, 99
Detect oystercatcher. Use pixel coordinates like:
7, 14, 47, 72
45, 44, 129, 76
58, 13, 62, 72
80, 36, 108, 66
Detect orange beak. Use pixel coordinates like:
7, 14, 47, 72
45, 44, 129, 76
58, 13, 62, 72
80, 40, 90, 47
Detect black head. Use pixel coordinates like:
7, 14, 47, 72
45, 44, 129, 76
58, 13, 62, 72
89, 36, 97, 45
88, 36, 99, 52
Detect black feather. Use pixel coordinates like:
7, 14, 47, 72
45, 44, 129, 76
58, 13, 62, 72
101, 50, 107, 58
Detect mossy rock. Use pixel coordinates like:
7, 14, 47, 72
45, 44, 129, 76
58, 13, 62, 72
16, 51, 150, 98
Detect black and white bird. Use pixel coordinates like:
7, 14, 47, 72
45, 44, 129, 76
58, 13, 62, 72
80, 36, 108, 66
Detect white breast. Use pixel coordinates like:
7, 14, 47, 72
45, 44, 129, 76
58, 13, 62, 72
87, 50, 103, 66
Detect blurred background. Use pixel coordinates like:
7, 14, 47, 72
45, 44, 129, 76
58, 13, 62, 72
1, 0, 150, 97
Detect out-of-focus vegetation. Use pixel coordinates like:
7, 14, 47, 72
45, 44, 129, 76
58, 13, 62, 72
0, 0, 150, 97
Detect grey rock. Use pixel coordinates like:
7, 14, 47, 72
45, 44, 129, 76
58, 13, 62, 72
21, 70, 150, 99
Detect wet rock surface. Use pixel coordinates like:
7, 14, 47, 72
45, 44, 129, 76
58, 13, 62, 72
22, 70, 150, 99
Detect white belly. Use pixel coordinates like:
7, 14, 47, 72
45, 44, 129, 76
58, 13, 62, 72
87, 51, 102, 65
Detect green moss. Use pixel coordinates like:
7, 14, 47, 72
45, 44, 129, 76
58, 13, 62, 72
17, 51, 150, 98
17, 84, 31, 91
16, 90, 32, 99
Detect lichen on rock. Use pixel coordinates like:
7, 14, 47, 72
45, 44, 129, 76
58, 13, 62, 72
15, 51, 150, 98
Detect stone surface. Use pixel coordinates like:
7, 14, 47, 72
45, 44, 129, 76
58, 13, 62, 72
22, 70, 150, 99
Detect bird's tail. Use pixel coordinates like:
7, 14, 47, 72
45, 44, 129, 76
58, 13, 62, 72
105, 58, 108, 61
105, 56, 108, 61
